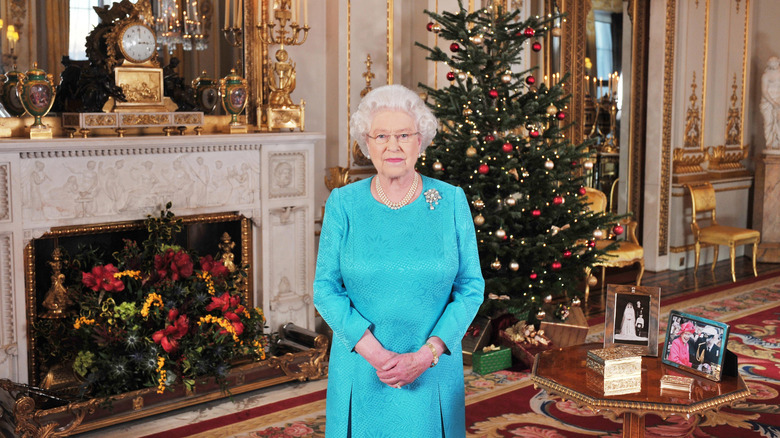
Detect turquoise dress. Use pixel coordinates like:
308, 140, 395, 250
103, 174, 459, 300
313, 175, 484, 437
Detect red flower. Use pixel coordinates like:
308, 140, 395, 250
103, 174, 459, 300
206, 292, 244, 314
224, 311, 245, 335
152, 309, 190, 353
154, 249, 194, 281
82, 264, 125, 293
199, 255, 229, 279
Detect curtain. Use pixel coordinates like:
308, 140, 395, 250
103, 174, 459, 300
46, 0, 69, 79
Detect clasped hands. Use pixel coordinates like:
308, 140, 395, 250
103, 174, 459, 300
371, 348, 432, 389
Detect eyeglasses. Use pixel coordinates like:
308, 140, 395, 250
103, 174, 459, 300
366, 132, 420, 145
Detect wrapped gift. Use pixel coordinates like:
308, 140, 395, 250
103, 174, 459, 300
462, 316, 492, 365
586, 346, 642, 378
471, 345, 512, 375
498, 321, 553, 369
585, 367, 642, 396
539, 305, 587, 347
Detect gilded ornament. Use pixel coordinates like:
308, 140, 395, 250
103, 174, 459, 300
473, 198, 485, 210
491, 258, 502, 270
505, 196, 516, 207
466, 146, 478, 157
509, 261, 520, 271
474, 213, 485, 226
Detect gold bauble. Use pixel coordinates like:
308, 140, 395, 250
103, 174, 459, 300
463, 107, 473, 116
473, 198, 485, 210
433, 160, 443, 171
571, 297, 582, 307
543, 294, 553, 304
551, 26, 562, 37
457, 72, 467, 81
587, 275, 598, 287
546, 104, 558, 115
495, 228, 506, 239
491, 259, 502, 270
583, 161, 594, 170
501, 73, 512, 83
544, 160, 555, 170
509, 261, 520, 271
536, 309, 547, 320
593, 229, 605, 239
474, 214, 485, 226
505, 196, 516, 207
466, 146, 478, 157
470, 34, 484, 44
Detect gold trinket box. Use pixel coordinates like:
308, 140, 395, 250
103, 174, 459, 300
585, 368, 642, 396
660, 374, 694, 392
586, 346, 642, 379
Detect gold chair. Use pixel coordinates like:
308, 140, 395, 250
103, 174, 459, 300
685, 182, 760, 282
582, 187, 645, 302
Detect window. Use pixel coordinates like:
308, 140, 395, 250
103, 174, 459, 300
68, 0, 107, 60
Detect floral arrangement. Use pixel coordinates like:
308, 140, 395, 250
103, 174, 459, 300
35, 205, 267, 399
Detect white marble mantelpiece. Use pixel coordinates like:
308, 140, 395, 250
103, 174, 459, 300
0, 132, 323, 384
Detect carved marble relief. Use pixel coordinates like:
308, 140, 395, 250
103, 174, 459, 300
268, 152, 306, 199
0, 163, 9, 222
0, 233, 15, 373
20, 151, 260, 224
266, 206, 311, 331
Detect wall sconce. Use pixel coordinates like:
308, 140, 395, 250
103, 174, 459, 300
222, 0, 243, 47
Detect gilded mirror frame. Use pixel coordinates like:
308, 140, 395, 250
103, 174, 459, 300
545, 0, 648, 224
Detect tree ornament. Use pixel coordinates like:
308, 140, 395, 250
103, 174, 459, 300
478, 163, 489, 174
457, 72, 467, 80
529, 272, 538, 280
551, 260, 562, 271
491, 259, 502, 270
463, 107, 473, 116
544, 160, 555, 170
546, 104, 558, 115
450, 42, 460, 52
553, 195, 564, 205
583, 161, 594, 170
532, 209, 542, 217
509, 260, 520, 271
524, 27, 536, 37
532, 41, 542, 52
505, 196, 516, 207
525, 75, 536, 85
466, 146, 477, 157
544, 294, 553, 304
571, 160, 579, 167
484, 134, 495, 142
426, 22, 434, 32
613, 224, 625, 235
488, 89, 499, 98
530, 130, 540, 139
587, 275, 598, 287
473, 198, 485, 210
593, 229, 605, 239
446, 71, 456, 81
433, 160, 443, 171
563, 249, 572, 258
474, 214, 485, 226
578, 187, 587, 196
470, 34, 484, 44
522, 171, 530, 178
495, 228, 507, 239
501, 73, 512, 83
588, 240, 596, 248
556, 111, 566, 120
432, 24, 441, 34
571, 297, 582, 307
551, 26, 562, 37
536, 309, 546, 320
502, 142, 513, 153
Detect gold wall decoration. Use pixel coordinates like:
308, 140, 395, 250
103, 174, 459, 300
683, 72, 702, 149
725, 74, 741, 145
707, 145, 747, 171
659, 0, 677, 257
672, 148, 706, 175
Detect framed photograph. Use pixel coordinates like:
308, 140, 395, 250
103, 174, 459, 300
604, 284, 661, 356
661, 310, 730, 381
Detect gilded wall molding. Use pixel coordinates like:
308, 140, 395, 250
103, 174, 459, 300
739, 0, 749, 149
683, 72, 702, 149
0, 233, 15, 366
18, 144, 261, 160
659, 0, 677, 256
627, 0, 649, 218
0, 163, 9, 222
725, 74, 741, 145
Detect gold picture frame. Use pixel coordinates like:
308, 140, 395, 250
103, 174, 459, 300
604, 284, 661, 356
112, 66, 168, 112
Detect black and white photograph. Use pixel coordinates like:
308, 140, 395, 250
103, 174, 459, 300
604, 285, 661, 356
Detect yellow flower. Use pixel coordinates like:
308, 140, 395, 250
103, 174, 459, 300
197, 271, 216, 295
141, 293, 164, 318
156, 356, 167, 394
73, 316, 95, 330
114, 270, 141, 280
198, 315, 240, 343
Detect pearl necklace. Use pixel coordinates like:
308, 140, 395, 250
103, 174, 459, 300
375, 173, 419, 210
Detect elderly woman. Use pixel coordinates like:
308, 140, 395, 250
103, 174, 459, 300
668, 321, 696, 367
313, 84, 485, 437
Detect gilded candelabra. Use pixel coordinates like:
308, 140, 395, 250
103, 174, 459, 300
256, 0, 309, 131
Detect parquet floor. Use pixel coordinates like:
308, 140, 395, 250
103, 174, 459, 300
582, 257, 780, 320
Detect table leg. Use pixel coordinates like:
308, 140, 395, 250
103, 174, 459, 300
622, 412, 645, 438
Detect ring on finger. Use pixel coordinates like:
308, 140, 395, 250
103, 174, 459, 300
394, 383, 401, 389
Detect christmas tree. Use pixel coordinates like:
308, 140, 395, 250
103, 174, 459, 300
417, 2, 621, 320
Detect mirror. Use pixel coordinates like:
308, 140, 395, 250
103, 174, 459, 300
7, 0, 244, 115
545, 0, 648, 222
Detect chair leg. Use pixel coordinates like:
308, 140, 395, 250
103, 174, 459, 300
600, 266, 607, 292
636, 259, 645, 286
729, 244, 736, 283
694, 241, 701, 275
711, 245, 719, 272
753, 240, 759, 277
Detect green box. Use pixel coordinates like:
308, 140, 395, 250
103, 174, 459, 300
471, 347, 512, 375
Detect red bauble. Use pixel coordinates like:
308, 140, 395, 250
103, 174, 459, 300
530, 272, 538, 280
450, 42, 461, 52
446, 71, 456, 81
571, 160, 579, 167
529, 130, 540, 138
532, 209, 542, 217
578, 187, 587, 196
553, 196, 564, 205
526, 76, 536, 85
556, 111, 566, 120
613, 225, 625, 235
532, 41, 542, 52
551, 261, 562, 271
502, 142, 513, 153
426, 22, 434, 32
588, 240, 596, 248
524, 27, 535, 37
478, 164, 489, 174
484, 134, 495, 142
563, 250, 572, 258
489, 89, 499, 98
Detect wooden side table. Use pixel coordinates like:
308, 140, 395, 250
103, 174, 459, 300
531, 343, 750, 438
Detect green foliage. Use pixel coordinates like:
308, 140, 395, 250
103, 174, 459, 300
417, 2, 621, 318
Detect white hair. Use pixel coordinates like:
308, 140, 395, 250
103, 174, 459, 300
349, 84, 438, 157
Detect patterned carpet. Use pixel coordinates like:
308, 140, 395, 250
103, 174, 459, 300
162, 276, 780, 437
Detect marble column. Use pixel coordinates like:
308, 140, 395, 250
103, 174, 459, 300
754, 150, 780, 263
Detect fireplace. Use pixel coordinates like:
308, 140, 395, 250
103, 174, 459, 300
0, 132, 322, 384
